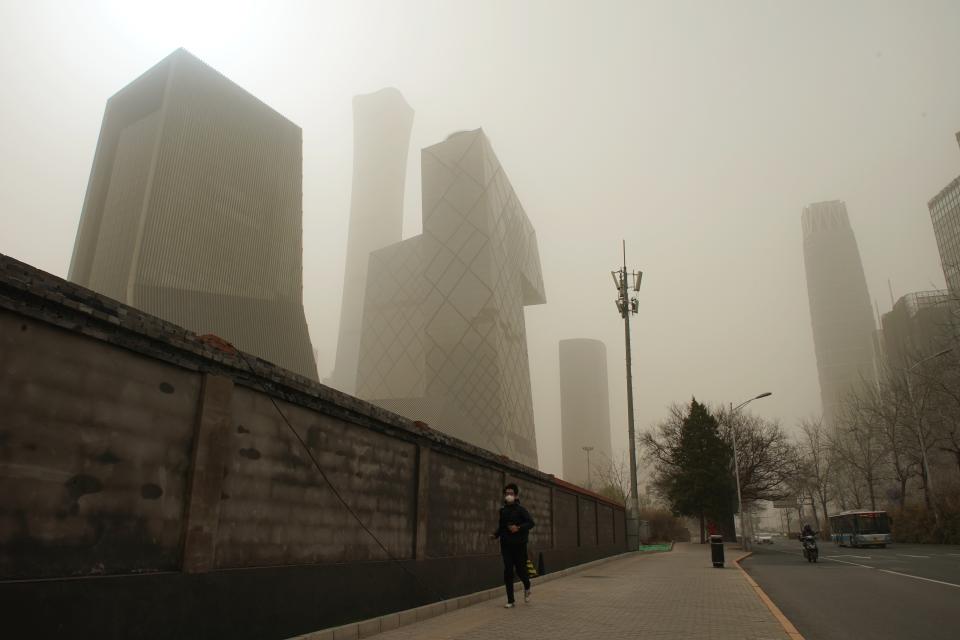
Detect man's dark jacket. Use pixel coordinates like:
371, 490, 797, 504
493, 500, 535, 545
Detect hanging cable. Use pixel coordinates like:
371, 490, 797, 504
224, 344, 450, 604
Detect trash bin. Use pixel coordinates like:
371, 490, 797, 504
710, 534, 724, 568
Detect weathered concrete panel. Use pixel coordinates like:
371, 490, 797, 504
413, 445, 431, 559
597, 503, 614, 546
553, 490, 578, 549
0, 310, 199, 579
505, 474, 551, 551
578, 497, 598, 547
614, 509, 626, 544
181, 374, 234, 572
426, 451, 502, 557
216, 386, 418, 567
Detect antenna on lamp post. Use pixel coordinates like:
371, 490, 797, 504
612, 241, 642, 550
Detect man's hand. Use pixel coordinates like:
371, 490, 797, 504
508, 524, 520, 533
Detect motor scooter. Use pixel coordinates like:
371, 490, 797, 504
801, 533, 819, 563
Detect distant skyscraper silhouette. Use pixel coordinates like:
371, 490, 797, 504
68, 49, 316, 379
330, 88, 414, 393
802, 201, 876, 425
559, 339, 613, 488
928, 132, 960, 295
356, 129, 546, 467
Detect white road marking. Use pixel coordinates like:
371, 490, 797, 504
757, 546, 960, 589
824, 555, 870, 560
897, 554, 930, 559
879, 570, 960, 589
769, 549, 803, 558
822, 557, 873, 569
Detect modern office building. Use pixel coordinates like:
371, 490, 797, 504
356, 129, 546, 467
329, 88, 414, 394
68, 48, 317, 379
802, 201, 876, 425
559, 339, 613, 488
881, 290, 954, 369
928, 132, 960, 295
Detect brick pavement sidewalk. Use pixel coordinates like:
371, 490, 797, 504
352, 543, 790, 640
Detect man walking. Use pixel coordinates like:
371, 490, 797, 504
491, 483, 535, 608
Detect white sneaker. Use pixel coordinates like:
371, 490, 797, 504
524, 590, 531, 603
504, 602, 515, 609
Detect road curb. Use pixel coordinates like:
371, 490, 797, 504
735, 552, 805, 640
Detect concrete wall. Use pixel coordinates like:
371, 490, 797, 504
0, 309, 199, 579
0, 253, 626, 639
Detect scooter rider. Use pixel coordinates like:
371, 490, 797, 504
799, 522, 819, 562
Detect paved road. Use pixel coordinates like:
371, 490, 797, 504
741, 538, 960, 640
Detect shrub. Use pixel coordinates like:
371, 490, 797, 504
639, 507, 689, 543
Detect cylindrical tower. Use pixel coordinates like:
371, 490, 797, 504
560, 338, 613, 488
330, 88, 414, 393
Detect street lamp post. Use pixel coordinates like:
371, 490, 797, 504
582, 446, 594, 490
903, 347, 954, 526
729, 392, 772, 551
612, 241, 642, 550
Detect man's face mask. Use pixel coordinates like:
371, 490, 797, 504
504, 493, 516, 504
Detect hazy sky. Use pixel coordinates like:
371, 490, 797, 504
2, 0, 960, 479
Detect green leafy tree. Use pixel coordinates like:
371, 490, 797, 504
642, 399, 737, 542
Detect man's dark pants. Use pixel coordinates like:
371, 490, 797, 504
500, 542, 531, 603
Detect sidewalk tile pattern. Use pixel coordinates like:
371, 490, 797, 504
373, 544, 789, 640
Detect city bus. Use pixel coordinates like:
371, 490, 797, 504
828, 510, 892, 548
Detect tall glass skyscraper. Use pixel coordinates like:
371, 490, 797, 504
928, 132, 960, 295
68, 49, 316, 380
356, 129, 545, 467
802, 201, 876, 426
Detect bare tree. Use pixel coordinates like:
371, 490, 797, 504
901, 367, 941, 511
830, 388, 889, 511
593, 451, 631, 506
640, 403, 686, 467
796, 416, 835, 532
916, 354, 960, 477
830, 453, 867, 511
857, 374, 918, 513
715, 406, 798, 505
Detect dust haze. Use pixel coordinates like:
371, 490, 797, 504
2, 0, 960, 478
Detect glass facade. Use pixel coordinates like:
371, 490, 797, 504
356, 129, 545, 467
881, 290, 953, 369
802, 201, 877, 426
929, 175, 960, 295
